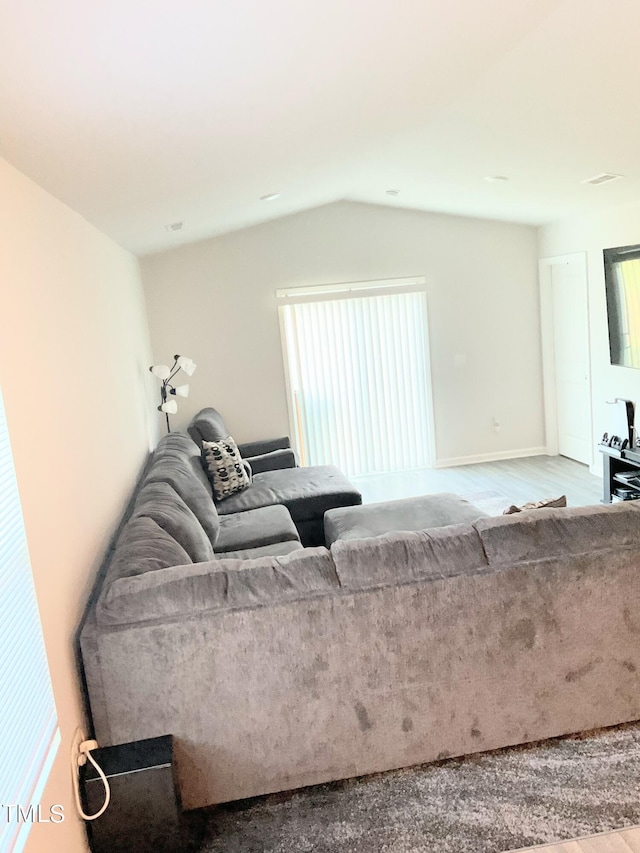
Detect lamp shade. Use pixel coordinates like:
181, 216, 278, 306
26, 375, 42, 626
175, 356, 197, 376
150, 364, 171, 380
171, 384, 190, 398
159, 400, 178, 414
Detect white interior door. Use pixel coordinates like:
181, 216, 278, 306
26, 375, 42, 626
550, 260, 592, 464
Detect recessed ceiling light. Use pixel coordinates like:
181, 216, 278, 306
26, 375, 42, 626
484, 175, 510, 183
165, 221, 184, 232
582, 173, 623, 185
260, 193, 281, 201
386, 189, 400, 196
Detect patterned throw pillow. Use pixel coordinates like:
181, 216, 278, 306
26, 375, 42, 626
201, 436, 252, 501
503, 495, 567, 515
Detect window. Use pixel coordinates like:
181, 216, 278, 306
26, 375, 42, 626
279, 279, 434, 476
0, 389, 60, 853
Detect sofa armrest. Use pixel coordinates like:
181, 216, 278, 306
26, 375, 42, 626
237, 436, 291, 458
246, 448, 298, 473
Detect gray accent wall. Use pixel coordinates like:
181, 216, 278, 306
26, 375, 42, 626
141, 201, 543, 465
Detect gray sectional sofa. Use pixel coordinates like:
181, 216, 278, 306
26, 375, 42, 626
80, 434, 640, 810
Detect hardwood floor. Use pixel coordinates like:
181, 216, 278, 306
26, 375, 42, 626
352, 453, 603, 508
510, 826, 640, 852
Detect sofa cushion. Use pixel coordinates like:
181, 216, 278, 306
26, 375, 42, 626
215, 465, 362, 522
132, 481, 214, 563
238, 437, 292, 457
146, 433, 220, 545
96, 546, 337, 626
503, 495, 567, 514
330, 524, 488, 590
187, 407, 228, 447
216, 504, 300, 553
245, 448, 297, 474
324, 493, 488, 545
474, 501, 640, 566
202, 437, 252, 501
108, 516, 193, 583
216, 541, 304, 560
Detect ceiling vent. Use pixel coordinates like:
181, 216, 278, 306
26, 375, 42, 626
165, 221, 184, 232
582, 173, 623, 186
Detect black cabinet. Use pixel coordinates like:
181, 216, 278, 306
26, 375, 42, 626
600, 446, 640, 503
82, 735, 183, 853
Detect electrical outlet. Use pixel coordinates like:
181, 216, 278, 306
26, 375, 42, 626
70, 729, 109, 821
71, 727, 87, 767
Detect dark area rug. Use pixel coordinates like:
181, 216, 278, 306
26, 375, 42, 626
187, 722, 640, 853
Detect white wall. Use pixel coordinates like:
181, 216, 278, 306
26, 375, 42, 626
0, 157, 156, 853
539, 198, 640, 474
142, 201, 544, 465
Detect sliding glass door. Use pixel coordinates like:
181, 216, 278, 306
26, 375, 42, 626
280, 288, 433, 476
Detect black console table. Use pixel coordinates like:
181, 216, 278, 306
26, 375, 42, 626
600, 445, 640, 503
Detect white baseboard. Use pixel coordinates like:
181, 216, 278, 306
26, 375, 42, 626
434, 447, 548, 469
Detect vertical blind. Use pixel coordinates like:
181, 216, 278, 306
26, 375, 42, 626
0, 389, 60, 853
281, 289, 433, 477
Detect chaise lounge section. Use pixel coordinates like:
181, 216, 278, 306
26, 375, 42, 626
187, 407, 362, 545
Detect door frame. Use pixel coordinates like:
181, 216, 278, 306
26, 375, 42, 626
538, 251, 594, 467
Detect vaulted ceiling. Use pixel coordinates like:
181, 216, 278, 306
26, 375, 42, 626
1, 0, 639, 255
